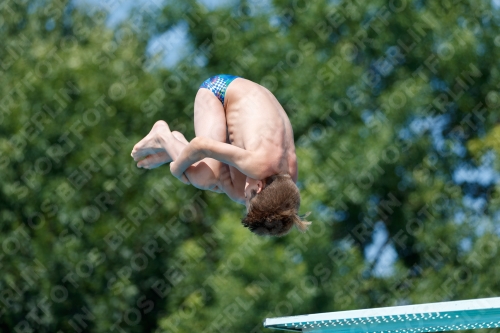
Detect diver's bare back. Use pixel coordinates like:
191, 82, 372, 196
224, 78, 298, 182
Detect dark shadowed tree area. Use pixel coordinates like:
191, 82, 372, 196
1, 0, 500, 332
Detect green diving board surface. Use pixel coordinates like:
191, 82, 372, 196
263, 297, 500, 333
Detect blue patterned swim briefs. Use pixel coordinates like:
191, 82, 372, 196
199, 74, 239, 106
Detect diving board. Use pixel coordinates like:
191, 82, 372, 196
263, 297, 500, 332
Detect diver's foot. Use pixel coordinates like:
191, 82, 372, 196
131, 120, 171, 161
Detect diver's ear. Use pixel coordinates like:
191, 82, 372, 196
256, 180, 264, 194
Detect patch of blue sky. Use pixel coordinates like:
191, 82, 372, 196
454, 210, 466, 224
408, 115, 434, 135
73, 0, 132, 24
471, 214, 495, 236
495, 212, 500, 236
459, 237, 472, 252
198, 0, 236, 11
202, 0, 273, 14
364, 222, 397, 277
146, 22, 192, 68
408, 114, 499, 192
75, 0, 189, 67
73, 0, 167, 29
463, 196, 488, 213
315, 203, 337, 221
75, 0, 273, 68
454, 151, 500, 186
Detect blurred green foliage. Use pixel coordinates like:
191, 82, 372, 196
1, 0, 500, 332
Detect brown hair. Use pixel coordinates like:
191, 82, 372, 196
241, 173, 311, 236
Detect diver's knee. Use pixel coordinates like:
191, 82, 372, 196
172, 131, 188, 143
